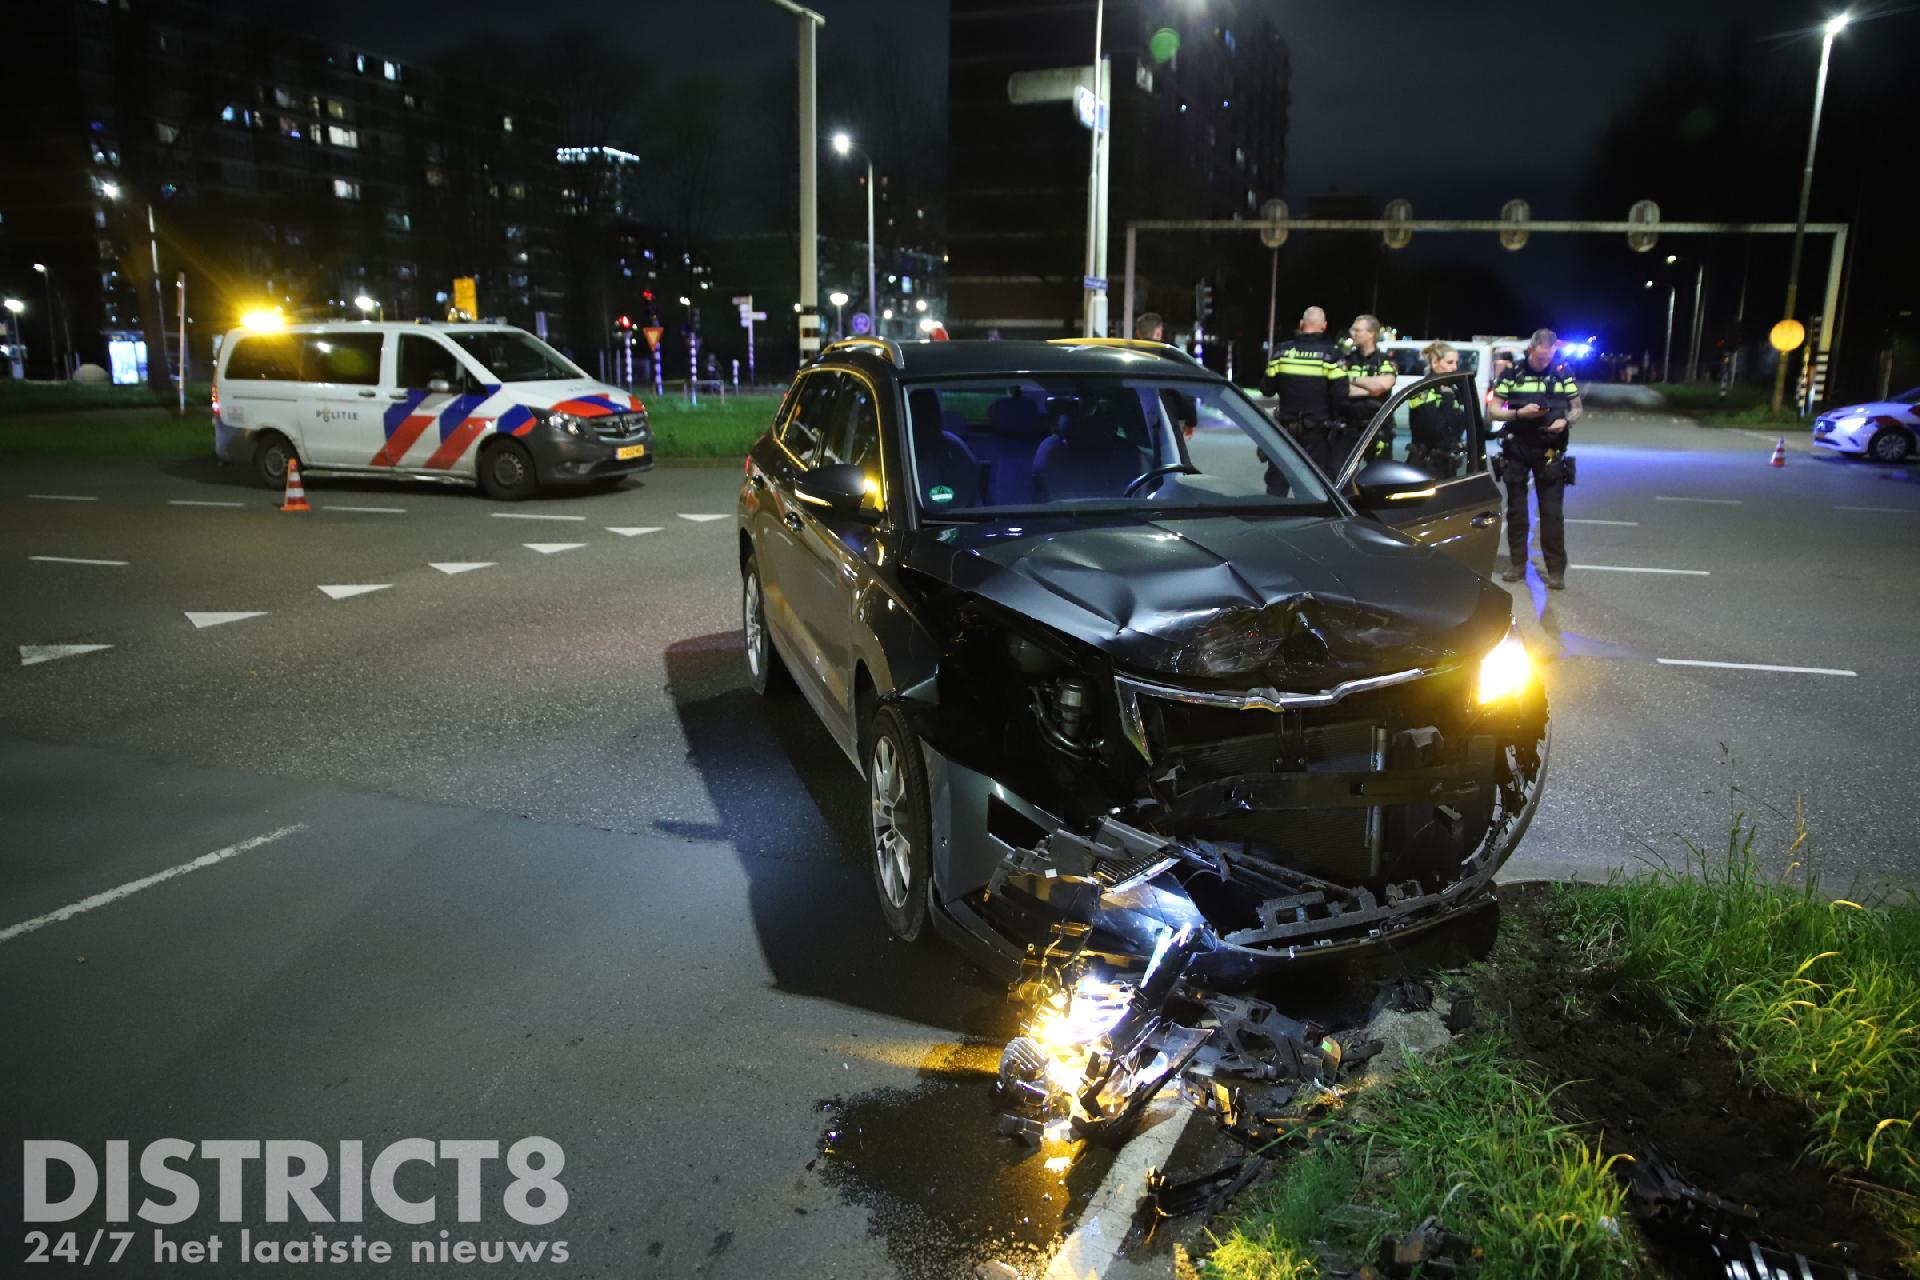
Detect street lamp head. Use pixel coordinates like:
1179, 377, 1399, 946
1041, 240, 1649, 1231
829, 290, 849, 307
1644, 280, 1655, 289
32, 263, 47, 274
831, 131, 852, 157
1664, 254, 1678, 265
353, 294, 377, 314
3, 298, 24, 314
1824, 12, 1850, 35
100, 181, 121, 200
677, 295, 691, 306
914, 299, 927, 312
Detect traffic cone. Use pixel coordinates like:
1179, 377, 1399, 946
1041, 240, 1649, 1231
1769, 438, 1786, 468
280, 457, 311, 512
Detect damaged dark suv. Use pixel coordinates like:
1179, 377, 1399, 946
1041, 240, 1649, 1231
737, 337, 1547, 986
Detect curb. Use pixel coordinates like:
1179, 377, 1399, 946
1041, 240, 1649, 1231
1042, 1089, 1195, 1280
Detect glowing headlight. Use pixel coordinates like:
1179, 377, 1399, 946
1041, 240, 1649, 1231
1476, 629, 1532, 705
1835, 414, 1868, 429
539, 409, 586, 436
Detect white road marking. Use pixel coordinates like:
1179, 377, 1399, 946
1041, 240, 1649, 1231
1837, 505, 1911, 513
318, 583, 392, 600
1042, 1087, 1194, 1280
186, 611, 267, 629
606, 526, 663, 537
524, 542, 586, 555
491, 512, 587, 522
1655, 495, 1743, 505
431, 562, 495, 575
1658, 658, 1857, 677
19, 643, 113, 667
1565, 518, 1640, 526
321, 505, 407, 514
677, 513, 728, 522
29, 556, 128, 567
168, 499, 246, 508
27, 494, 98, 502
1569, 564, 1710, 576
0, 823, 308, 945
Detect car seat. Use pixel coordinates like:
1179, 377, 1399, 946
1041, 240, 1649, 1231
981, 393, 1049, 505
906, 389, 986, 508
1032, 403, 1146, 501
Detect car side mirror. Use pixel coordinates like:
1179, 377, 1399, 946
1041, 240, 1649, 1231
1352, 458, 1438, 508
428, 378, 453, 393
794, 462, 881, 523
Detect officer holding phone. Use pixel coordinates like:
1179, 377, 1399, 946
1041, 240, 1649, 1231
1489, 328, 1582, 590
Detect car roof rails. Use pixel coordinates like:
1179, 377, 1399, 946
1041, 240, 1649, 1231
1045, 337, 1202, 367
821, 336, 905, 368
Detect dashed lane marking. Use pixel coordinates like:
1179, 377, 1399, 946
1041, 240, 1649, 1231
1837, 505, 1912, 513
607, 527, 663, 537
678, 513, 728, 522
1569, 564, 1710, 576
168, 499, 247, 509
29, 556, 128, 567
1564, 518, 1640, 526
430, 562, 495, 575
491, 512, 587, 522
317, 583, 392, 600
524, 542, 586, 555
1658, 658, 1857, 677
0, 823, 308, 945
26, 494, 98, 502
186, 611, 267, 629
320, 505, 407, 514
19, 644, 113, 667
1655, 495, 1743, 505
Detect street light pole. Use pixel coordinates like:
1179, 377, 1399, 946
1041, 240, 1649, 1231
763, 1, 827, 364
33, 264, 62, 379
1081, 0, 1107, 337
1770, 13, 1847, 413
1646, 279, 1676, 383
831, 133, 879, 337
1686, 262, 1706, 383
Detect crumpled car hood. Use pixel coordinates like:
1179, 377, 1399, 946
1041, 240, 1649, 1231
909, 514, 1510, 683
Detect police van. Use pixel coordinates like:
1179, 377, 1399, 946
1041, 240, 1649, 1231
212, 322, 653, 499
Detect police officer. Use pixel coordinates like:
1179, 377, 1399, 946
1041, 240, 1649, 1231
1340, 314, 1397, 461
1260, 306, 1344, 472
1405, 341, 1468, 478
1489, 328, 1583, 589
1134, 312, 1165, 342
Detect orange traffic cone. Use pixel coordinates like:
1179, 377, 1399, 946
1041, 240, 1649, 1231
1769, 438, 1787, 468
280, 457, 312, 512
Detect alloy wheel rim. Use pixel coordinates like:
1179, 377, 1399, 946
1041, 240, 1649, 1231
1874, 435, 1906, 462
743, 573, 764, 678
869, 736, 911, 909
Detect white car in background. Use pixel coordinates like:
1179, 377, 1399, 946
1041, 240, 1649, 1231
1811, 389, 1919, 463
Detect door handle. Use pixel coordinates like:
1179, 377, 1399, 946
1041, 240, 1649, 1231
357, 390, 377, 398
387, 390, 411, 400
783, 511, 805, 533
1470, 511, 1498, 528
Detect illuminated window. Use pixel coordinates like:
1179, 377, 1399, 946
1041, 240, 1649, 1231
423, 165, 444, 187
383, 60, 400, 80
501, 115, 514, 133
327, 125, 358, 149
155, 121, 179, 144
332, 178, 360, 200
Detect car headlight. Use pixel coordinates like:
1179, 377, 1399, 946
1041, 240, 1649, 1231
1835, 413, 1868, 429
1476, 629, 1533, 705
536, 409, 586, 436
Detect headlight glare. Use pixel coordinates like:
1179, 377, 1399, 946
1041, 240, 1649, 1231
1476, 630, 1532, 705
538, 409, 585, 436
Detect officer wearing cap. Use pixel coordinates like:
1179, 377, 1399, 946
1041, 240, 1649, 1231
1260, 306, 1345, 472
1340, 314, 1397, 461
1489, 327, 1583, 589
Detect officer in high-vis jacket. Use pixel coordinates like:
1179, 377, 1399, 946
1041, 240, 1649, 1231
1261, 306, 1345, 473
1340, 314, 1398, 461
1489, 328, 1583, 590
1406, 340, 1469, 478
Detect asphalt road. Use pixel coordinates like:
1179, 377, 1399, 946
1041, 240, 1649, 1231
1, 404, 1914, 1276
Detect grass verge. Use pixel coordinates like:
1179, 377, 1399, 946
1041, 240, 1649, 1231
1204, 1038, 1640, 1279
1557, 818, 1920, 1251
644, 395, 776, 459
0, 380, 213, 414
1646, 381, 1807, 429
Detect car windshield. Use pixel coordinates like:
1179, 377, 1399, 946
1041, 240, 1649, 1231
445, 330, 584, 382
1892, 387, 1920, 405
903, 376, 1333, 517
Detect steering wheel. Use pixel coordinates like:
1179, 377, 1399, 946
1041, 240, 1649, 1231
1124, 462, 1201, 497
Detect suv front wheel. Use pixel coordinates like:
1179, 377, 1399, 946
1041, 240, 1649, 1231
867, 705, 932, 941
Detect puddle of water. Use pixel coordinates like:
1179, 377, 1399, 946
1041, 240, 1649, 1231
817, 1043, 1117, 1280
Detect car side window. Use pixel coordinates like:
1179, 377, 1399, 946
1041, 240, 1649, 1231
816, 376, 880, 473
224, 335, 300, 381
778, 372, 845, 466
398, 335, 464, 389
300, 332, 383, 386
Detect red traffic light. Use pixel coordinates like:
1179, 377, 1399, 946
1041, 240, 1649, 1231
642, 290, 654, 302
617, 315, 632, 329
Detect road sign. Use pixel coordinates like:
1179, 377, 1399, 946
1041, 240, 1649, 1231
1498, 199, 1531, 251
1082, 275, 1106, 291
1073, 85, 1108, 133
1258, 199, 1289, 249
738, 309, 765, 326
1768, 318, 1805, 352
1382, 199, 1413, 250
1626, 200, 1661, 253
730, 294, 752, 307
851, 311, 873, 336
641, 326, 664, 351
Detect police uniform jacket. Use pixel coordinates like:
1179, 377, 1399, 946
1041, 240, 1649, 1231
1406, 382, 1468, 451
1340, 346, 1395, 425
1261, 332, 1344, 422
1491, 358, 1579, 453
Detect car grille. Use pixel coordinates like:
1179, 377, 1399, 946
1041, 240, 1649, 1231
591, 412, 648, 441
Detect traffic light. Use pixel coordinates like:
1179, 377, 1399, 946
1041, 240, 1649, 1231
617, 315, 632, 329
1194, 280, 1214, 327
642, 290, 654, 302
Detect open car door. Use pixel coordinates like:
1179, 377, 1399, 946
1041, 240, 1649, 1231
1333, 371, 1503, 578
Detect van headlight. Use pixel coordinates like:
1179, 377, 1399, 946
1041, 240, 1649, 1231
536, 409, 586, 437
1476, 629, 1533, 705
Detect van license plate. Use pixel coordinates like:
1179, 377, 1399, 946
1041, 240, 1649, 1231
616, 444, 647, 460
